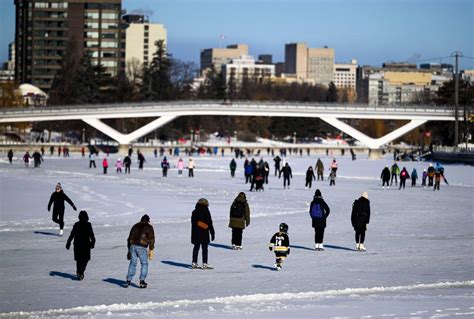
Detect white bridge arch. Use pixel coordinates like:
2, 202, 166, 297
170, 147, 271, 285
0, 101, 460, 149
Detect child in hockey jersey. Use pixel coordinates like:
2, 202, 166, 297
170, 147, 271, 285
269, 223, 290, 271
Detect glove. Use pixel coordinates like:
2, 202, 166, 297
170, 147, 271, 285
269, 246, 273, 251
90, 243, 94, 249
287, 248, 290, 255
211, 233, 215, 242
66, 242, 71, 250
73, 206, 77, 211
127, 252, 131, 260
148, 250, 154, 261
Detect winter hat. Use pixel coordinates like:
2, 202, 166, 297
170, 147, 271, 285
362, 192, 369, 199
141, 214, 150, 223
238, 192, 246, 199
78, 210, 89, 222
197, 198, 209, 206
315, 189, 322, 197
56, 183, 62, 189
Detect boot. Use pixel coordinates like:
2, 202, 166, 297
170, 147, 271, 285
356, 243, 360, 251
191, 262, 199, 269
319, 243, 324, 251
123, 280, 131, 288
139, 280, 148, 288
59, 229, 63, 236
359, 244, 367, 252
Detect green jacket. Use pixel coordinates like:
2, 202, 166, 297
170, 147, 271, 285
228, 193, 250, 229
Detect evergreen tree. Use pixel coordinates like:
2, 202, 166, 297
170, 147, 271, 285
325, 82, 338, 102
142, 40, 173, 101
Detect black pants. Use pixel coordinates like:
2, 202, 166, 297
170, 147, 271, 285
265, 174, 269, 184
125, 164, 130, 174
89, 160, 96, 168
274, 167, 279, 176
163, 168, 168, 177
305, 179, 313, 188
382, 179, 389, 186
192, 243, 208, 264
231, 169, 235, 177
390, 173, 397, 185
231, 228, 243, 246
250, 176, 256, 191
245, 174, 251, 183
76, 259, 89, 276
189, 169, 194, 177
275, 251, 287, 265
330, 179, 335, 186
317, 172, 323, 181
314, 228, 325, 244
399, 179, 406, 189
103, 167, 107, 174
411, 178, 416, 186
52, 210, 64, 229
283, 176, 290, 187
355, 227, 366, 244
434, 181, 440, 191
428, 176, 434, 186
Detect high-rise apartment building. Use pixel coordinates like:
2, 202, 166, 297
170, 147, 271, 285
222, 55, 275, 86
200, 44, 248, 74
284, 43, 334, 86
123, 14, 167, 68
14, 0, 124, 92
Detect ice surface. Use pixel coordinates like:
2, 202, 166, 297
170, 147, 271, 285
0, 152, 473, 318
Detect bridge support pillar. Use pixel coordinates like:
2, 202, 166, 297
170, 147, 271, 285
368, 148, 384, 160
118, 144, 130, 155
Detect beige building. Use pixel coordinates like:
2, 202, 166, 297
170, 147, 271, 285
200, 44, 248, 73
284, 43, 334, 86
334, 59, 357, 89
123, 15, 167, 67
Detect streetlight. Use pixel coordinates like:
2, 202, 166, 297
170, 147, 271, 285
82, 128, 85, 144
293, 132, 297, 144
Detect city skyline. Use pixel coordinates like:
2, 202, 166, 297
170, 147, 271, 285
0, 0, 473, 69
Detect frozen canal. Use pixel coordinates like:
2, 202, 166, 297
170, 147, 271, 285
0, 151, 473, 318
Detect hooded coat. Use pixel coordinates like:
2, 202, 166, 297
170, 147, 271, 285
351, 196, 371, 229
228, 193, 251, 229
309, 190, 331, 228
381, 167, 391, 181
66, 211, 96, 261
191, 203, 215, 244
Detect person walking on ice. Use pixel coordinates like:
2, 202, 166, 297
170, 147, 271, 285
47, 183, 77, 235
381, 166, 391, 189
269, 223, 290, 271
309, 189, 330, 251
65, 210, 95, 281
351, 192, 371, 251
305, 166, 316, 189
125, 214, 155, 288
188, 157, 195, 177
279, 162, 293, 189
191, 198, 215, 269
228, 192, 251, 250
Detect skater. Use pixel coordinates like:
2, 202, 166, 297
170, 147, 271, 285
329, 170, 336, 186
399, 167, 410, 189
244, 159, 253, 184
228, 192, 250, 250
177, 157, 185, 177
279, 162, 293, 189
32, 150, 43, 168
81, 146, 85, 157
390, 162, 400, 185
350, 148, 356, 161
161, 156, 170, 177
123, 155, 131, 174
273, 155, 281, 176
23, 151, 31, 167
65, 210, 95, 281
47, 183, 77, 235
7, 149, 13, 164
102, 158, 108, 174
89, 153, 96, 168
421, 169, 427, 187
154, 148, 158, 158
309, 189, 330, 251
263, 161, 270, 184
50, 145, 54, 156
411, 168, 418, 187
305, 166, 316, 189
125, 214, 155, 288
330, 159, 338, 175
351, 192, 370, 251
229, 158, 237, 178
191, 198, 215, 269
254, 169, 265, 191
427, 164, 435, 186
434, 169, 441, 191
315, 158, 324, 181
137, 152, 146, 170
435, 162, 449, 185
380, 166, 391, 189
115, 158, 123, 173
249, 159, 258, 191
269, 223, 290, 271
188, 158, 195, 177
41, 147, 45, 156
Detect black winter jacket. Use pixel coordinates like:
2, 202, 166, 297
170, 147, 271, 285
279, 166, 293, 178
191, 204, 215, 244
351, 197, 371, 229
48, 191, 76, 213
309, 196, 331, 228
381, 167, 391, 181
306, 169, 316, 181
67, 219, 95, 261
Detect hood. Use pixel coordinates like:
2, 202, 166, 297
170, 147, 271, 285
314, 189, 322, 197
235, 192, 246, 201
141, 214, 150, 223
78, 210, 89, 222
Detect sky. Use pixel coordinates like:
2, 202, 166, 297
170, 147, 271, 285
0, 0, 473, 69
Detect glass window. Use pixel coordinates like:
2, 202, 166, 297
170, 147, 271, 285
102, 12, 118, 20
101, 22, 118, 29
85, 32, 99, 38
101, 32, 117, 39
85, 12, 100, 19
101, 41, 118, 48
34, 2, 48, 8
102, 61, 117, 67
101, 51, 117, 58
85, 22, 99, 29
86, 41, 99, 48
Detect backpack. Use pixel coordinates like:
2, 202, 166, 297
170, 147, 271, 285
310, 202, 324, 219
230, 201, 245, 218
401, 170, 407, 178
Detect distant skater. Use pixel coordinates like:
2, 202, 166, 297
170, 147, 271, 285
65, 210, 95, 281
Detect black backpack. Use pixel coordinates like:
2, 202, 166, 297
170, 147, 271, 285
230, 201, 245, 218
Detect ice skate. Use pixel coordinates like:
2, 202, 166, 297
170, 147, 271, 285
139, 280, 148, 288
274, 263, 282, 271
356, 243, 360, 251
202, 263, 213, 270
123, 280, 131, 288
319, 244, 325, 251
191, 262, 199, 269
59, 229, 63, 236
359, 244, 367, 252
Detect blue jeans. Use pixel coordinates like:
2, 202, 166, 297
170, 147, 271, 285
127, 245, 148, 281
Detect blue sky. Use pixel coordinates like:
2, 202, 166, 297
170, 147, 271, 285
1, 0, 473, 68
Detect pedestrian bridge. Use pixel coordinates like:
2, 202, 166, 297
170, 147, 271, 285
0, 101, 460, 149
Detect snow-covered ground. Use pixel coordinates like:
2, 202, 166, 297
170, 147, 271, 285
0, 152, 473, 318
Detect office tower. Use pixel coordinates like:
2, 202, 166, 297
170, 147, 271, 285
200, 44, 248, 74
